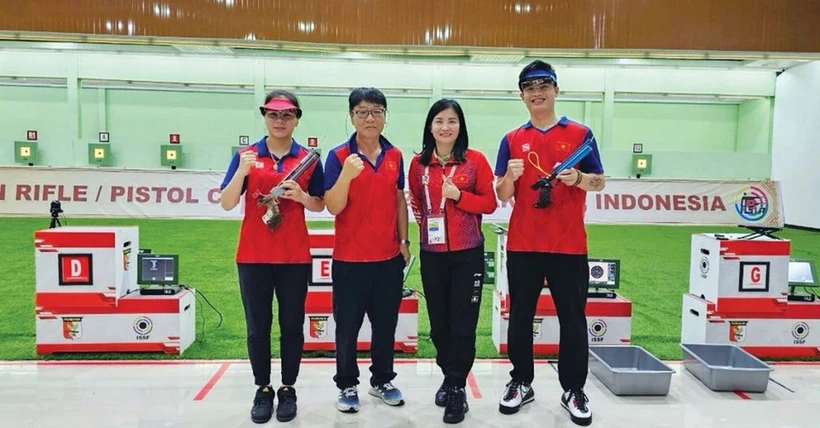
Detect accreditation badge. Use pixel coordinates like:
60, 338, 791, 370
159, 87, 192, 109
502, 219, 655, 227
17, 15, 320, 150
427, 216, 446, 245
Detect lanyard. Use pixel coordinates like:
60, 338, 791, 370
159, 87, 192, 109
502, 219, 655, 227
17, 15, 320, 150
423, 164, 457, 215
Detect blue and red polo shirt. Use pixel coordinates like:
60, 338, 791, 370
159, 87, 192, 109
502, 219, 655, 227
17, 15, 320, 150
408, 149, 497, 252
495, 116, 604, 255
220, 137, 324, 264
324, 133, 405, 262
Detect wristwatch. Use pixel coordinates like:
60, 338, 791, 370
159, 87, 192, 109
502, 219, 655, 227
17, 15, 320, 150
400, 239, 410, 245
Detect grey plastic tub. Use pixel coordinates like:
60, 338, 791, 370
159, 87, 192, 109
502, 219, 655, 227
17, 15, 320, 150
681, 343, 772, 392
589, 345, 675, 396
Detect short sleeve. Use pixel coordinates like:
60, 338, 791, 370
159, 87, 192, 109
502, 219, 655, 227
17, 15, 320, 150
323, 150, 343, 191
307, 161, 325, 197
494, 136, 511, 177
578, 129, 604, 174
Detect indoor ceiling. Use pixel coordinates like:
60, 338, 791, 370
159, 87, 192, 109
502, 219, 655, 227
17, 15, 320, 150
1, 32, 817, 72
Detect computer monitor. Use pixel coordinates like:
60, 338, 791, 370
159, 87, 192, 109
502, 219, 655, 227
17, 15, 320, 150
137, 254, 179, 285
788, 260, 818, 288
588, 259, 620, 289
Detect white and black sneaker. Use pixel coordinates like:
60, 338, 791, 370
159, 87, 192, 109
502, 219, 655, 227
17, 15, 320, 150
498, 380, 534, 415
561, 388, 592, 426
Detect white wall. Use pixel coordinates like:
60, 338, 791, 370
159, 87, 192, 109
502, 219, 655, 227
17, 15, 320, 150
772, 61, 820, 229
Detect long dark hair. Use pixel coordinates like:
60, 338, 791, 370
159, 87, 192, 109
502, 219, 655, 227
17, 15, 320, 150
420, 98, 468, 166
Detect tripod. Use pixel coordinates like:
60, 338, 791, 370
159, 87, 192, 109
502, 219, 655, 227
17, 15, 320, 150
49, 212, 62, 229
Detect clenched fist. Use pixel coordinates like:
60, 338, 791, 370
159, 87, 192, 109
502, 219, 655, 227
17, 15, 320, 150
505, 159, 524, 181
340, 154, 365, 181
237, 151, 257, 177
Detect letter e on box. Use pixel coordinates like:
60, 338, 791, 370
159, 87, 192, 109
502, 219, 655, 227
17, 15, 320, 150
311, 257, 332, 284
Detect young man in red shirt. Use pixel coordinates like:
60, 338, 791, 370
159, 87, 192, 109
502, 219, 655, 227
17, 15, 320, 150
494, 60, 606, 426
324, 87, 410, 413
220, 90, 325, 424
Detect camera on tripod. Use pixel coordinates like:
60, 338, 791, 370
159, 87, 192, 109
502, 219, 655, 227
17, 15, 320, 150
50, 200, 63, 217
49, 200, 63, 228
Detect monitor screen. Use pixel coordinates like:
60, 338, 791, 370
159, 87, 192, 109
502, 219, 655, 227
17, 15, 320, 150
788, 260, 818, 287
137, 254, 179, 285
588, 259, 620, 289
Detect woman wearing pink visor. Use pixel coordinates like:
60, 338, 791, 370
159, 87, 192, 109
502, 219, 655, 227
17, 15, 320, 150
219, 90, 325, 424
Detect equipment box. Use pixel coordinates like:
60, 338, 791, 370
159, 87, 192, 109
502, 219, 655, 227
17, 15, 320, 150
589, 345, 674, 396
34, 226, 139, 309
36, 289, 196, 355
681, 343, 771, 392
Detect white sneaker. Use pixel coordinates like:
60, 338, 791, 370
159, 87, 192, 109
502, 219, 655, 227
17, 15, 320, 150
336, 386, 360, 413
498, 380, 534, 414
561, 389, 592, 426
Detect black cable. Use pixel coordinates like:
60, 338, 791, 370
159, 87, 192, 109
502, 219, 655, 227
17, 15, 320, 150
194, 291, 206, 342
180, 285, 224, 328
409, 288, 425, 299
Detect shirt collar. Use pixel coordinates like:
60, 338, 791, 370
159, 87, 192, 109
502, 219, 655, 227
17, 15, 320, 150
255, 137, 300, 159
522, 116, 569, 130
346, 132, 394, 154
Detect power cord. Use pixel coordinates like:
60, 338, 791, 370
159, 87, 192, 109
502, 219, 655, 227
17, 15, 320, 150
195, 291, 206, 342
179, 285, 224, 343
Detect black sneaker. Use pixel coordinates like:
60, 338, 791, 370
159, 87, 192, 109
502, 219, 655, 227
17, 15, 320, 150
276, 386, 297, 422
251, 385, 274, 424
443, 387, 469, 424
561, 388, 592, 426
435, 382, 451, 407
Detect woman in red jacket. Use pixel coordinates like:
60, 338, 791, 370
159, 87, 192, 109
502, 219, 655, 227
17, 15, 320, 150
408, 98, 497, 424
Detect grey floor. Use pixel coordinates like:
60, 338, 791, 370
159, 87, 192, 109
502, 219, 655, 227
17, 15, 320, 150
2, 358, 818, 427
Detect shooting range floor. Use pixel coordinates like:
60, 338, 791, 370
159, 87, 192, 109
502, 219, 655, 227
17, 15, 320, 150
2, 358, 819, 428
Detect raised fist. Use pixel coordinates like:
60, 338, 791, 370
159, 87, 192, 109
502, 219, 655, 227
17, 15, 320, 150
506, 159, 524, 181
237, 151, 257, 176
340, 154, 365, 181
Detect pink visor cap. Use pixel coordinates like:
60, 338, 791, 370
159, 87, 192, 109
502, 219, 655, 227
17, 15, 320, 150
259, 98, 303, 118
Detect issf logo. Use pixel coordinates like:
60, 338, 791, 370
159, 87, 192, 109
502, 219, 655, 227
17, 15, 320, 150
734, 186, 769, 222
133, 316, 153, 340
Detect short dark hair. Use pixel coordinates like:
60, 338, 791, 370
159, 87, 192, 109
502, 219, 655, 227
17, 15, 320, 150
419, 99, 469, 166
348, 87, 387, 111
262, 89, 302, 118
518, 60, 557, 90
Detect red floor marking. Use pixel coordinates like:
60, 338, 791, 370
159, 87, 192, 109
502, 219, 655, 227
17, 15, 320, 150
28, 360, 233, 366
734, 391, 751, 400
466, 371, 483, 399
771, 361, 820, 366
193, 362, 231, 401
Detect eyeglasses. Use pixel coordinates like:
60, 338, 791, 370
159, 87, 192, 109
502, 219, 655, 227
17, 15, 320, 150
351, 108, 386, 119
521, 78, 556, 91
265, 110, 298, 121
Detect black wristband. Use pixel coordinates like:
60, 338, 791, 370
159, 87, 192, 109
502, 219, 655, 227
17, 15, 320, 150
573, 170, 584, 186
